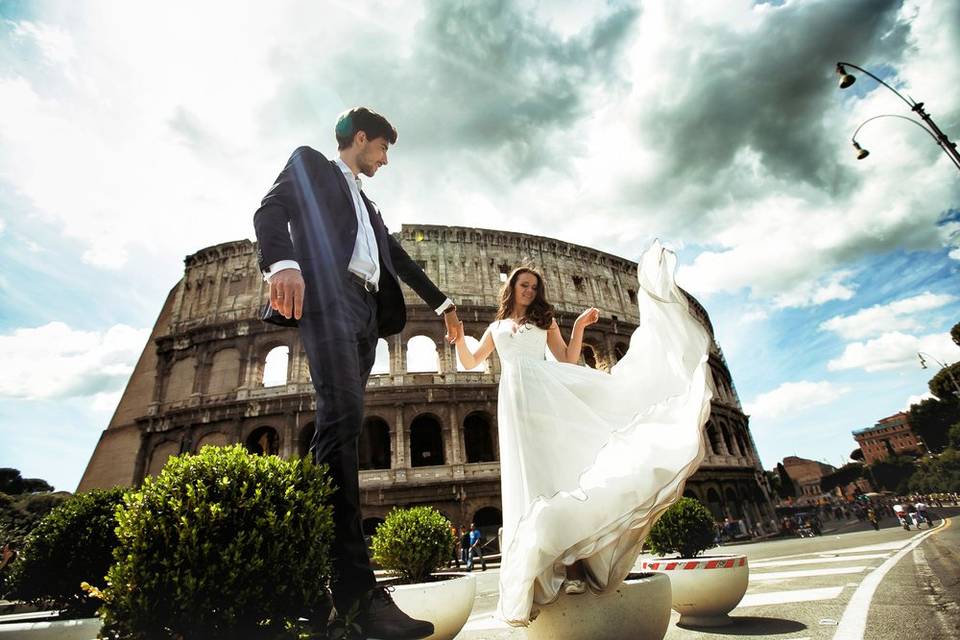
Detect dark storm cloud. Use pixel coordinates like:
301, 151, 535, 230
263, 0, 639, 177
626, 0, 911, 218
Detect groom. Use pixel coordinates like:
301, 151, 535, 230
253, 107, 461, 639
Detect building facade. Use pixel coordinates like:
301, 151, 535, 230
780, 456, 837, 504
853, 411, 926, 464
79, 225, 776, 541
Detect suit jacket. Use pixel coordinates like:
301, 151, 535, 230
253, 146, 447, 337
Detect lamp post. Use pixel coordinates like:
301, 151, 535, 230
917, 351, 960, 399
835, 62, 960, 173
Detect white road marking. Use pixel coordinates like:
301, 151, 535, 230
750, 566, 867, 581
832, 522, 943, 640
739, 586, 845, 607
751, 553, 890, 568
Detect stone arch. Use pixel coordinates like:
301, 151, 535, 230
298, 422, 315, 459
195, 431, 230, 450
463, 411, 496, 463
207, 347, 240, 395
705, 487, 723, 520
166, 357, 196, 402
360, 416, 391, 470
724, 486, 742, 518
581, 344, 598, 369
472, 506, 503, 553
683, 487, 702, 501
735, 429, 749, 458
262, 345, 290, 387
146, 440, 181, 477
246, 426, 280, 456
371, 338, 391, 375
706, 422, 725, 456
721, 422, 738, 456
613, 342, 628, 362
410, 413, 445, 467
406, 335, 439, 373
362, 517, 385, 537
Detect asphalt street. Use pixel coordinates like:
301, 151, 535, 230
454, 509, 960, 640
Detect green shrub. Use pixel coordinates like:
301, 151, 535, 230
647, 497, 717, 558
370, 506, 454, 584
0, 491, 71, 551
6, 488, 125, 616
97, 445, 335, 640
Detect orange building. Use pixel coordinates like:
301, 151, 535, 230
852, 412, 925, 464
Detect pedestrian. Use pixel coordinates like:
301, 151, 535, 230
465, 523, 486, 572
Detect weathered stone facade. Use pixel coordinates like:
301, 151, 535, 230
79, 225, 775, 541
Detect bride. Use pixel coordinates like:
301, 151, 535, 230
453, 241, 714, 626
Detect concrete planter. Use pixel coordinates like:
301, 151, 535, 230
641, 555, 749, 627
389, 572, 476, 640
0, 617, 101, 640
526, 572, 672, 640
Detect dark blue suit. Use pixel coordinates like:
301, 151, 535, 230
253, 146, 448, 608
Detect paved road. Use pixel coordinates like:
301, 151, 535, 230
455, 509, 960, 639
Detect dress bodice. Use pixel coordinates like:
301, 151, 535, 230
490, 320, 548, 364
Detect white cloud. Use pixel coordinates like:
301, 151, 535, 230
772, 270, 857, 310
827, 330, 960, 373
745, 380, 851, 420
819, 292, 957, 340
9, 20, 77, 66
0, 322, 150, 400
904, 392, 937, 410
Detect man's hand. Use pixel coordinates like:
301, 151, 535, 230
443, 309, 462, 343
269, 268, 305, 320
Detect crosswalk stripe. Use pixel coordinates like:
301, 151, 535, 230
751, 553, 889, 568
739, 586, 846, 607
750, 566, 867, 581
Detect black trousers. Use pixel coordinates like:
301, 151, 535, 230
298, 277, 379, 610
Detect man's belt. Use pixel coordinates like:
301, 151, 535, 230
348, 271, 378, 293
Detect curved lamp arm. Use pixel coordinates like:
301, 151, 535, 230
851, 114, 940, 145
837, 62, 915, 109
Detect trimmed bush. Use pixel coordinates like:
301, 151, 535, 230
370, 506, 454, 584
6, 487, 125, 616
647, 497, 717, 558
97, 445, 335, 639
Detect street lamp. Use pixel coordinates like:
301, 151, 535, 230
835, 62, 960, 173
917, 351, 960, 399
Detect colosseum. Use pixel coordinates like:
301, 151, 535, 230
79, 224, 776, 545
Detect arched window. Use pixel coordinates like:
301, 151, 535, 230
195, 432, 229, 450
166, 357, 196, 402
581, 344, 597, 369
147, 440, 181, 476
359, 417, 392, 470
472, 507, 504, 553
457, 336, 486, 372
406, 336, 439, 373
262, 346, 289, 387
464, 412, 496, 462
706, 488, 723, 520
246, 426, 280, 456
410, 414, 444, 467
724, 486, 742, 518
207, 348, 240, 395
298, 422, 315, 459
371, 338, 390, 375
706, 422, 724, 455
722, 424, 739, 456
613, 342, 628, 362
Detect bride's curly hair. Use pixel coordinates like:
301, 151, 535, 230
496, 267, 555, 330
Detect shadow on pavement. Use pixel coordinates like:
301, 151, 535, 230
677, 616, 807, 635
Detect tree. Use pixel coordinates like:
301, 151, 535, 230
868, 456, 916, 493
909, 448, 960, 493
910, 398, 960, 453
850, 448, 864, 462
774, 463, 796, 499
820, 463, 863, 493
929, 362, 960, 405
951, 320, 960, 348
0, 469, 53, 495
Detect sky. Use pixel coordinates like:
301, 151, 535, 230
1, 0, 958, 492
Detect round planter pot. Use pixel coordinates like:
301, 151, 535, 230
388, 572, 476, 640
525, 572, 672, 640
641, 555, 749, 627
0, 617, 101, 640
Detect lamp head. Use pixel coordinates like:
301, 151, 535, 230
852, 141, 869, 160
836, 63, 856, 89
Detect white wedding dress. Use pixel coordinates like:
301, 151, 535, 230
494, 241, 714, 626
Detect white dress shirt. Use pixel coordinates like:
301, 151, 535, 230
264, 154, 453, 315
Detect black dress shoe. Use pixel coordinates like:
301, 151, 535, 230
360, 585, 434, 640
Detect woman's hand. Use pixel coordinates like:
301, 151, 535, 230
575, 307, 600, 328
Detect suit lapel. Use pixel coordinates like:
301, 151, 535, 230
331, 160, 354, 210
